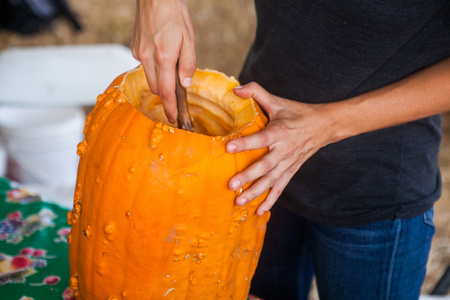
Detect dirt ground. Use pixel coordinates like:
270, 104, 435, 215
1, 0, 448, 297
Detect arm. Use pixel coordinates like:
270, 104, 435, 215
131, 0, 196, 123
329, 58, 450, 143
227, 58, 450, 215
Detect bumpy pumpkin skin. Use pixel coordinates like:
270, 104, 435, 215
68, 66, 270, 300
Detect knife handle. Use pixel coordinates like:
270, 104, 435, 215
175, 65, 195, 132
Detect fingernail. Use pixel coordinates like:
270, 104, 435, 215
227, 143, 236, 152
258, 210, 266, 216
234, 85, 244, 90
182, 77, 192, 88
231, 180, 240, 190
237, 198, 247, 206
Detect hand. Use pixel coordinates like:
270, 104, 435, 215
227, 83, 335, 215
227, 58, 450, 215
131, 0, 196, 123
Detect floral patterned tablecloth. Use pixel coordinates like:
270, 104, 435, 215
0, 177, 262, 300
0, 177, 73, 300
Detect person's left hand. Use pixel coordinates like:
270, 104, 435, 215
227, 82, 336, 215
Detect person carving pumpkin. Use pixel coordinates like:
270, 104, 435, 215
132, 0, 450, 299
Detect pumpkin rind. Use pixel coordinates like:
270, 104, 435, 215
69, 66, 270, 299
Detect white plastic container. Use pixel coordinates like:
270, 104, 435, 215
0, 44, 140, 208
0, 44, 139, 107
0, 139, 7, 177
0, 107, 85, 188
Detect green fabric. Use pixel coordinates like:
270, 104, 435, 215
0, 177, 73, 300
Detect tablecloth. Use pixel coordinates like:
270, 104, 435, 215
0, 177, 73, 300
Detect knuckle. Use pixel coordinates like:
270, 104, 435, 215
238, 174, 250, 187
284, 144, 297, 157
130, 42, 139, 58
247, 81, 259, 89
245, 188, 260, 202
235, 140, 246, 151
267, 176, 278, 188
258, 133, 270, 147
154, 50, 169, 65
277, 122, 289, 134
154, 46, 175, 65
131, 47, 139, 59
265, 188, 282, 206
260, 159, 273, 173
159, 88, 173, 100
137, 47, 152, 62
273, 187, 283, 197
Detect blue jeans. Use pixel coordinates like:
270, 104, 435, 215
250, 203, 435, 300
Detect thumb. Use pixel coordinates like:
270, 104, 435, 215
233, 82, 278, 118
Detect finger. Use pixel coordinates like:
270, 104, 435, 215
233, 82, 279, 118
234, 159, 288, 206
141, 60, 159, 95
227, 120, 285, 153
155, 53, 178, 123
130, 32, 139, 60
130, 8, 141, 60
227, 130, 274, 154
229, 149, 280, 192
178, 34, 196, 88
256, 167, 297, 216
178, 5, 196, 88
130, 34, 159, 95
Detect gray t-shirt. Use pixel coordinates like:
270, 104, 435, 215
239, 0, 450, 226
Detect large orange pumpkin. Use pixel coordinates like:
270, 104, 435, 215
68, 65, 270, 299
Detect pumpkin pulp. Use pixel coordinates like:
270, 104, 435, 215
121, 66, 259, 137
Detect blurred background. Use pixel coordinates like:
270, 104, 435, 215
0, 0, 256, 77
0, 0, 448, 298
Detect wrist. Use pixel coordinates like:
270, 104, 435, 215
318, 101, 355, 145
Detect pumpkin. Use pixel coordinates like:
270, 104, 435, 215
68, 65, 270, 299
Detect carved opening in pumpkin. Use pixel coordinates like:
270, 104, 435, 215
120, 66, 259, 137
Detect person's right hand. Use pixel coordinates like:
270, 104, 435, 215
131, 0, 196, 123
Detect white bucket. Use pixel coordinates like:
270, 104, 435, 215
0, 139, 7, 177
0, 107, 85, 188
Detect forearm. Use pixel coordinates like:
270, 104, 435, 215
132, 0, 196, 123
328, 58, 450, 143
